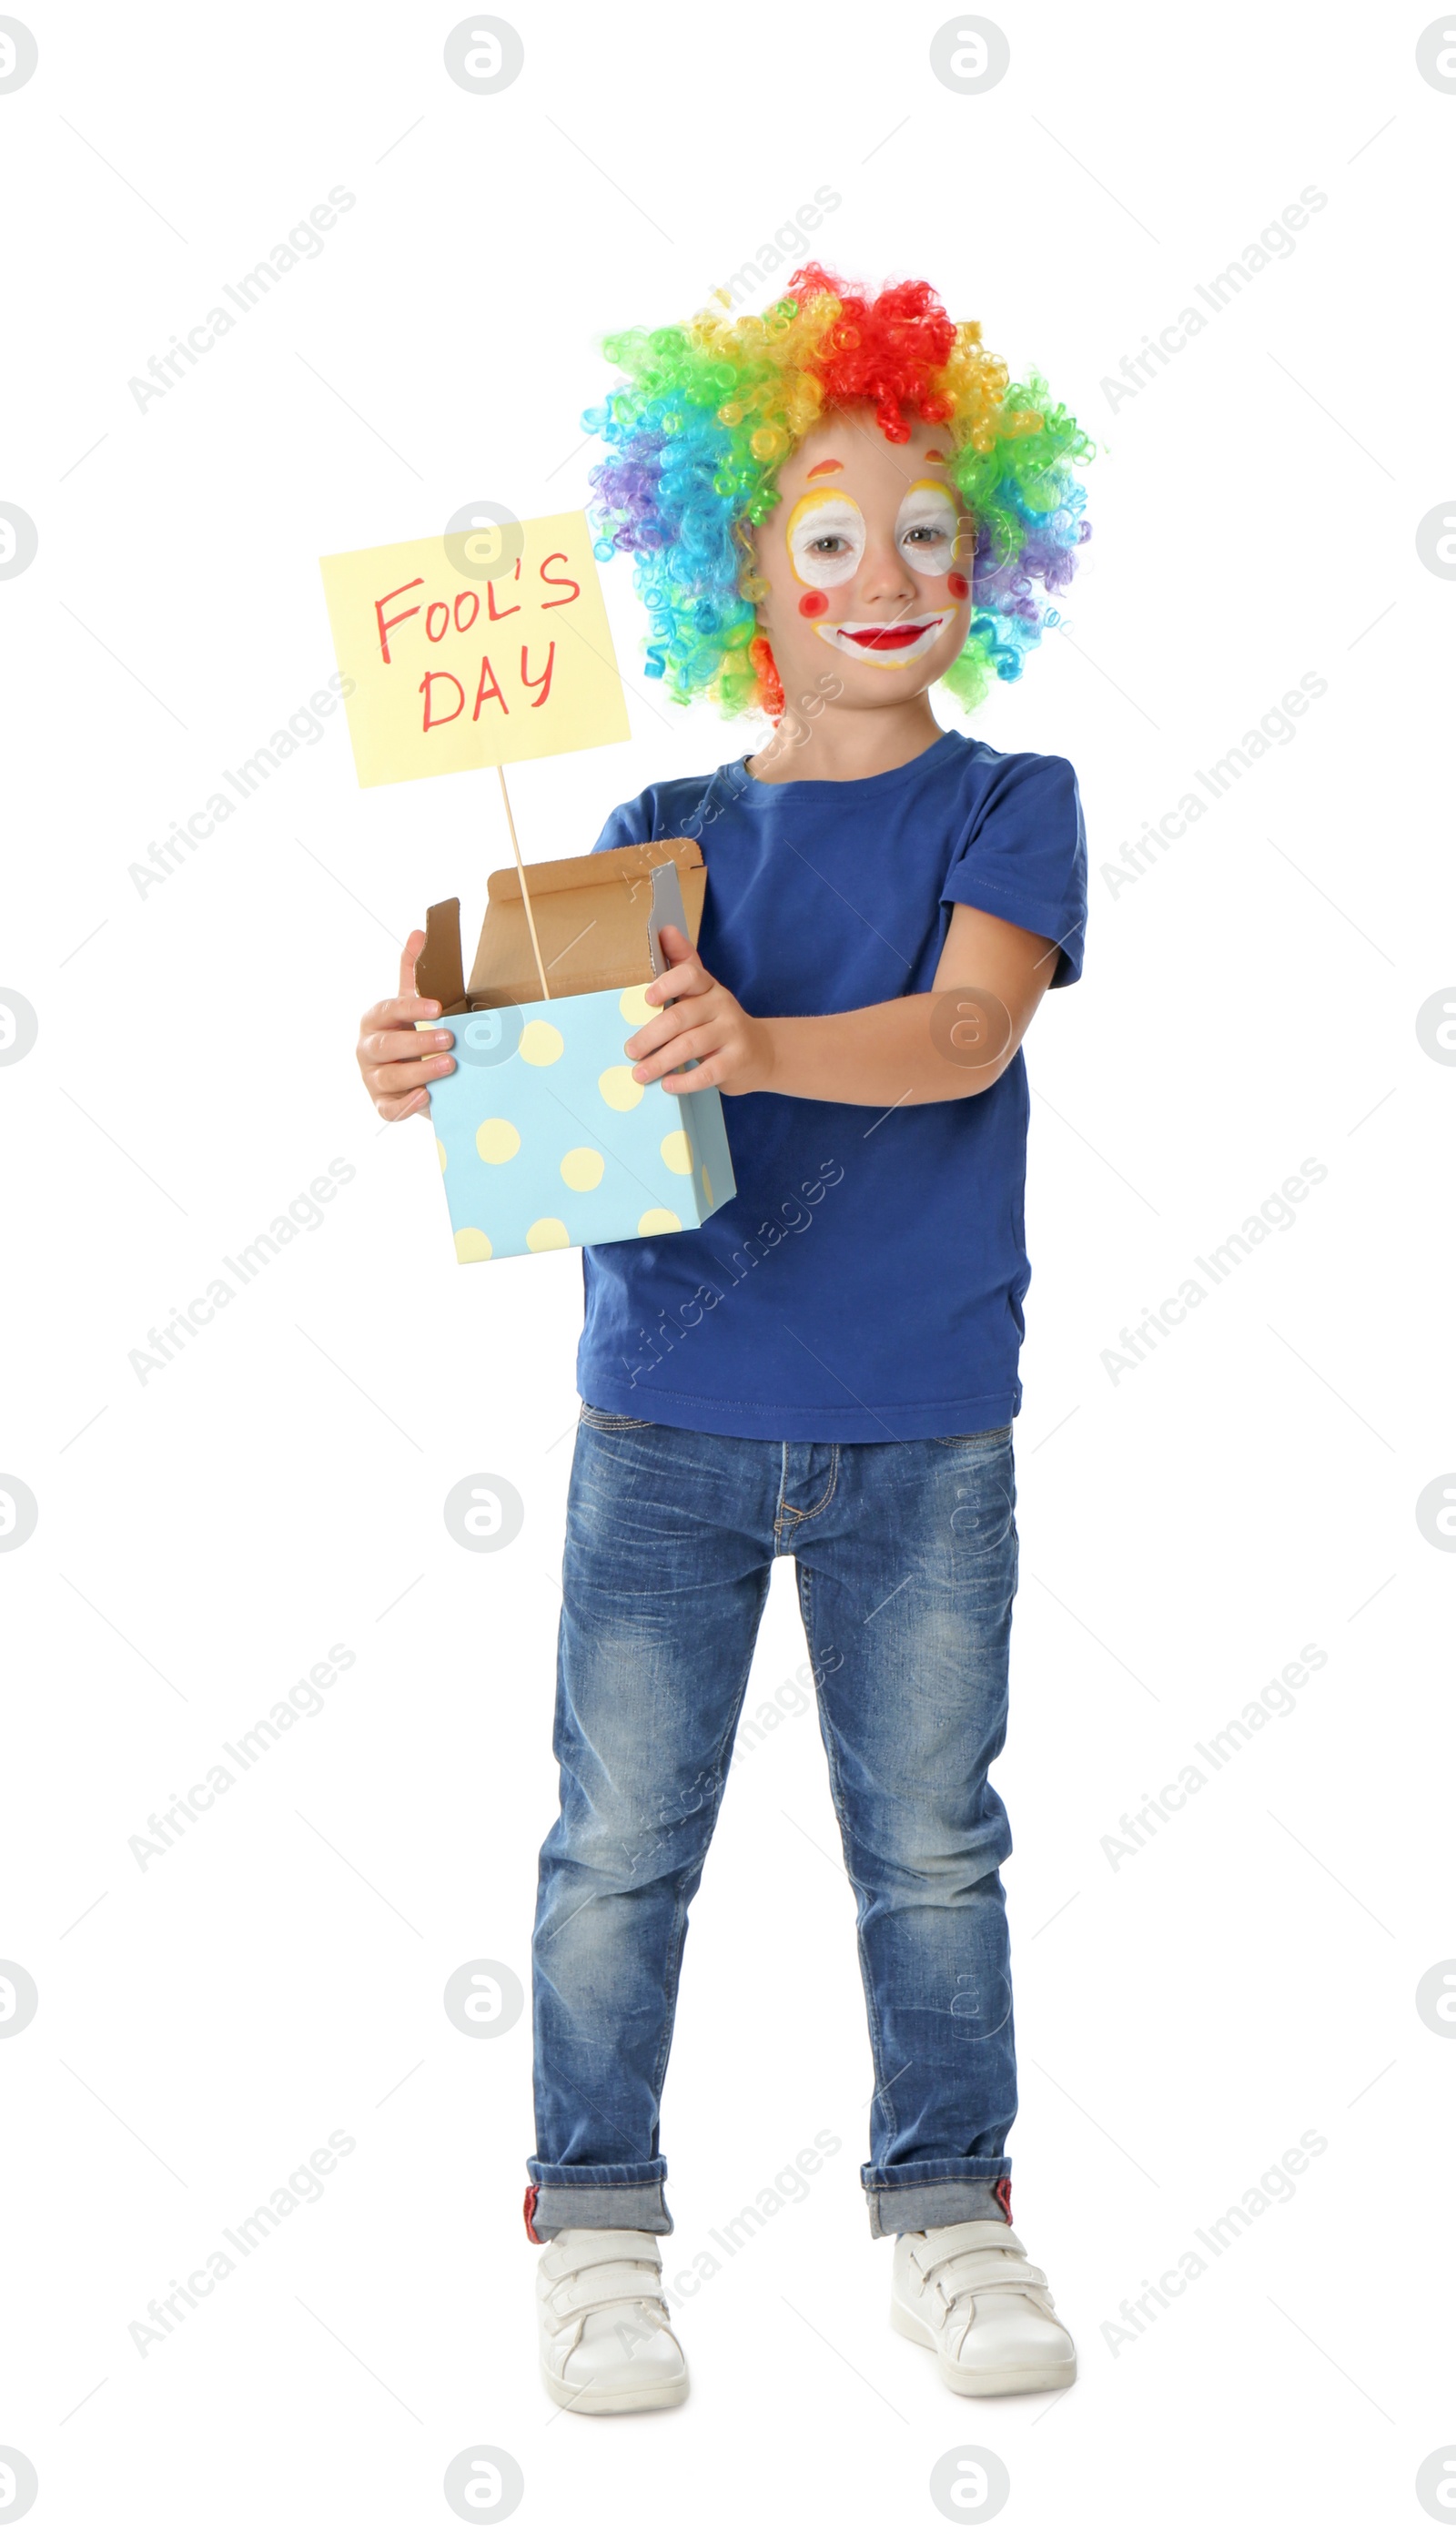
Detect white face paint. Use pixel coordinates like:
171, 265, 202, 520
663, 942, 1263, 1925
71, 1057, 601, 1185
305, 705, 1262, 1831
785, 489, 866, 589
894, 479, 961, 579
812, 609, 959, 666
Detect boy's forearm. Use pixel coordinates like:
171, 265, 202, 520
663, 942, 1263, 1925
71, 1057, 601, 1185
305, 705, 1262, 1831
754, 998, 1010, 1107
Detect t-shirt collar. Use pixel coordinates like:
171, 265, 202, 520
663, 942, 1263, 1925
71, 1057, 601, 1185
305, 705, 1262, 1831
725, 726, 964, 804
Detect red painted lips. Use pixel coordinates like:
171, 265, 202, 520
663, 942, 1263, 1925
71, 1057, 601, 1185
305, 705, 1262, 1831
842, 623, 933, 651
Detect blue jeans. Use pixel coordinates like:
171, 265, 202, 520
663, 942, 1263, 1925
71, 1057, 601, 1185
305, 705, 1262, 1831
527, 1408, 1020, 2242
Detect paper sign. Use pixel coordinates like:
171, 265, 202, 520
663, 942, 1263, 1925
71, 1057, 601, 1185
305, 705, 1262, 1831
318, 511, 630, 788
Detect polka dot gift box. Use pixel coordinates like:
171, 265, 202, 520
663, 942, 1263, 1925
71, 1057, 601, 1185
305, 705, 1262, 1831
417, 839, 736, 1263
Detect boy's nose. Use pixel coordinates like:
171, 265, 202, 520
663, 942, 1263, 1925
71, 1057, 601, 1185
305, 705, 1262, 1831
855, 536, 918, 606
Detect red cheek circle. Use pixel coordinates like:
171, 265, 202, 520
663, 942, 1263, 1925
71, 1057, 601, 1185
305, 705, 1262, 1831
947, 571, 970, 600
797, 590, 829, 618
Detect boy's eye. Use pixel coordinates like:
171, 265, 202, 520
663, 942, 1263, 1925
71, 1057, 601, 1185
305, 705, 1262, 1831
785, 489, 865, 589
894, 480, 961, 574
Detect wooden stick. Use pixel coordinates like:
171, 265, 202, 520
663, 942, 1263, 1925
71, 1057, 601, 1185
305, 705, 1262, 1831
496, 763, 550, 1002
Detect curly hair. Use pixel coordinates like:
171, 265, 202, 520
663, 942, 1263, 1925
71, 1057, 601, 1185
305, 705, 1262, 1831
581, 262, 1093, 722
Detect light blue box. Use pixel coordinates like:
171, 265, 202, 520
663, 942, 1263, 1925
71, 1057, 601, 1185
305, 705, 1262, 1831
427, 984, 736, 1263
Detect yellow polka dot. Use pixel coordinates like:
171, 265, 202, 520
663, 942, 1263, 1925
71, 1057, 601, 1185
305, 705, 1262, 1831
560, 1148, 604, 1191
598, 1065, 645, 1111
702, 1168, 713, 1209
520, 1020, 564, 1068
637, 1209, 682, 1237
454, 1227, 492, 1263
435, 1138, 448, 1173
527, 1217, 571, 1251
660, 1129, 693, 1176
475, 1118, 521, 1165
619, 981, 655, 1026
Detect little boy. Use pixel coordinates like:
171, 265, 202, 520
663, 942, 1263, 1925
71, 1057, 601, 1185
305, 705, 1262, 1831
356, 266, 1092, 2415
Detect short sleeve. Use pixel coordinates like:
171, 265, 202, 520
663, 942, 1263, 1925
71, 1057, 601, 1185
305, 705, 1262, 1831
591, 791, 656, 855
941, 753, 1087, 987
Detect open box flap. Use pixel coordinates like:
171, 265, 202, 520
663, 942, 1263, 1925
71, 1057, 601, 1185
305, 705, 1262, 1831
418, 837, 704, 1013
416, 898, 467, 1012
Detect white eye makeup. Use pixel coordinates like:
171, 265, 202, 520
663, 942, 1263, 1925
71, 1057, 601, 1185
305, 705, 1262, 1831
894, 479, 961, 577
785, 490, 866, 589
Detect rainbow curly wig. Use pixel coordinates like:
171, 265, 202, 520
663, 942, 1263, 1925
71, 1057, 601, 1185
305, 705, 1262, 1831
582, 262, 1093, 723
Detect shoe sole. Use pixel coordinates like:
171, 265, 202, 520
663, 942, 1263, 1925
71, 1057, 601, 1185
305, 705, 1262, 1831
890, 2297, 1077, 2397
541, 2362, 690, 2417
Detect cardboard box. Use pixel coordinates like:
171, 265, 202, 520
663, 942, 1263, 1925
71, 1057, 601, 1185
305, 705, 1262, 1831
416, 839, 736, 1263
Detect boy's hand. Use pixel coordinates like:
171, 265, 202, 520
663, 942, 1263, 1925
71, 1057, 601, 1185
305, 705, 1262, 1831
624, 924, 772, 1096
356, 930, 456, 1122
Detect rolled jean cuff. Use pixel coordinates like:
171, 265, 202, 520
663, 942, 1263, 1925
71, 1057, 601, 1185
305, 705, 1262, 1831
860, 2161, 1012, 2241
524, 2161, 672, 2242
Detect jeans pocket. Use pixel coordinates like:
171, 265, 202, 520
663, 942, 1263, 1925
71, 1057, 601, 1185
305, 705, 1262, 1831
932, 1423, 1013, 1447
579, 1403, 658, 1433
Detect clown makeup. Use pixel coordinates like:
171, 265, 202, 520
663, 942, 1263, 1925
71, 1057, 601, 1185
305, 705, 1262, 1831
894, 478, 962, 578
794, 468, 966, 667
812, 603, 961, 665
761, 420, 978, 676
785, 488, 866, 589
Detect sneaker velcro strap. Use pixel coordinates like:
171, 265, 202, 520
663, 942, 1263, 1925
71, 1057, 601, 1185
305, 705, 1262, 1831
552, 2291, 671, 2333
539, 2232, 662, 2283
548, 2266, 668, 2323
916, 2223, 1027, 2261
930, 2253, 1050, 2305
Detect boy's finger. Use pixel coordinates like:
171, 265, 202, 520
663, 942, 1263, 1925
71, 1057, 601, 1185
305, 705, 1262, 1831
623, 994, 712, 1058
368, 1027, 455, 1065
648, 953, 707, 992
647, 951, 710, 1003
632, 1028, 706, 1083
372, 994, 443, 1030
372, 1054, 455, 1096
398, 928, 428, 1001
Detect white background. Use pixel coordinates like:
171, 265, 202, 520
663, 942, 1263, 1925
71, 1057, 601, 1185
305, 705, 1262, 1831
2, 1, 1454, 2533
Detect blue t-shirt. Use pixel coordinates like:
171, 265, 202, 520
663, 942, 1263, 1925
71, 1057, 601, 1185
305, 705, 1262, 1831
576, 726, 1086, 1442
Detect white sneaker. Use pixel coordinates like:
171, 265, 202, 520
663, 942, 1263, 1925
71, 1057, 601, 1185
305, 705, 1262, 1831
536, 2228, 689, 2415
892, 2220, 1077, 2397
